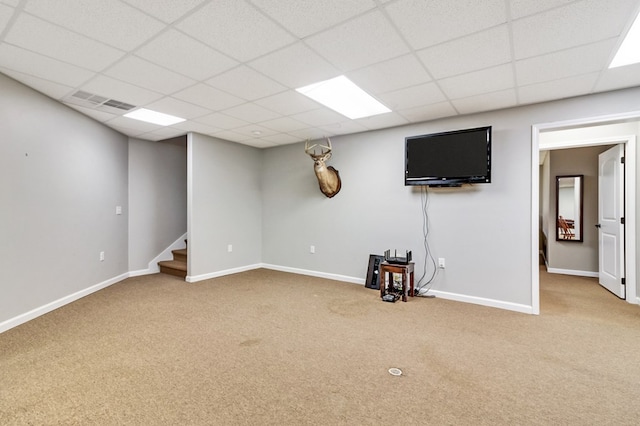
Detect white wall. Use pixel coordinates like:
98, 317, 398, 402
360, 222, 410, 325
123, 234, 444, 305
0, 73, 128, 328
128, 137, 187, 272
187, 133, 263, 281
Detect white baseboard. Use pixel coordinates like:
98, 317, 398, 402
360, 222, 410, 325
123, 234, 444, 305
260, 263, 365, 285
426, 289, 535, 314
546, 267, 599, 278
261, 264, 534, 314
186, 263, 262, 283
0, 272, 130, 334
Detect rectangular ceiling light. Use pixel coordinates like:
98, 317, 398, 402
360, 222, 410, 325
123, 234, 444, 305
296, 75, 391, 119
610, 11, 640, 68
124, 108, 186, 126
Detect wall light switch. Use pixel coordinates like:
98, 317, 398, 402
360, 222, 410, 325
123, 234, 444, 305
310, 245, 315, 254
438, 258, 445, 269
227, 244, 233, 252
100, 251, 105, 262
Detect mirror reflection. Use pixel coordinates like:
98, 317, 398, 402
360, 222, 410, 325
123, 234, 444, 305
556, 175, 583, 242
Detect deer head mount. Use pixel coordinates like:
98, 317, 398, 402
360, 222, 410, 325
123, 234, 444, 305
305, 138, 342, 198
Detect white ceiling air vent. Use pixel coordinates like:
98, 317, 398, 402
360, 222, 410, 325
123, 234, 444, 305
63, 90, 136, 114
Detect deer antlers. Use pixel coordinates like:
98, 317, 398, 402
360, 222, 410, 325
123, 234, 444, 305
304, 138, 332, 158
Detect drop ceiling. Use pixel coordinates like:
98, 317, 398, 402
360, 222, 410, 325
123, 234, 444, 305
1, 0, 639, 148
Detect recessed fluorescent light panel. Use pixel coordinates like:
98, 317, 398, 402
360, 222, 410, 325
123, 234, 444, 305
610, 11, 640, 68
123, 108, 186, 126
296, 76, 391, 119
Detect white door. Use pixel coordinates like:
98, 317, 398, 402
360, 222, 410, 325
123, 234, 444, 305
598, 144, 625, 298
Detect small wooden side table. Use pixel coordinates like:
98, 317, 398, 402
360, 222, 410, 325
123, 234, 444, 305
379, 261, 415, 302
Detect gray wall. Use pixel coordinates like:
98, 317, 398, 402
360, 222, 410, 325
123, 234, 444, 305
128, 137, 187, 272
0, 73, 128, 324
261, 88, 640, 310
262, 116, 532, 307
188, 133, 262, 279
547, 146, 611, 273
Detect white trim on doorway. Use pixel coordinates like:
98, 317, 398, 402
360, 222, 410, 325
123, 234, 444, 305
532, 112, 639, 315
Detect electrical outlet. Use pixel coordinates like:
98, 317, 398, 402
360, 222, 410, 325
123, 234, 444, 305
100, 251, 105, 262
227, 244, 233, 253
310, 245, 315, 254
438, 258, 445, 269
115, 206, 122, 215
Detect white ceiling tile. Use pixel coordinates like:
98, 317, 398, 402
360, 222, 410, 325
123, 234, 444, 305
417, 25, 512, 79
397, 102, 458, 123
0, 3, 13, 28
251, 0, 376, 38
80, 75, 164, 106
194, 112, 249, 130
254, 91, 320, 116
509, 0, 576, 19
172, 120, 222, 135
249, 42, 339, 89
260, 116, 308, 132
305, 10, 410, 71
516, 40, 615, 86
288, 127, 333, 140
259, 133, 302, 145
5, 14, 125, 72
451, 89, 518, 114
105, 56, 195, 94
232, 124, 278, 138
211, 130, 252, 143
385, 0, 507, 49
223, 102, 282, 123
354, 112, 409, 130
66, 104, 118, 122
134, 30, 238, 81
206, 66, 285, 101
138, 127, 187, 141
173, 83, 244, 111
438, 64, 515, 100
511, 0, 638, 59
594, 62, 640, 93
176, 0, 295, 62
519, 73, 599, 104
291, 108, 347, 127
107, 115, 162, 133
347, 54, 431, 95
0, 44, 95, 87
378, 82, 447, 111
0, 68, 73, 100
316, 119, 368, 135
24, 0, 164, 50
145, 97, 210, 119
120, 0, 208, 23
238, 138, 278, 148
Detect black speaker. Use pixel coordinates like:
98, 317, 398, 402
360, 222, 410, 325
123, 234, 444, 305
365, 254, 384, 290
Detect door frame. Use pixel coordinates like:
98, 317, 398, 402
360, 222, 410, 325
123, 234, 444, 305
531, 112, 638, 315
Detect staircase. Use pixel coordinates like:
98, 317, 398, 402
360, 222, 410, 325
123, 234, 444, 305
158, 241, 187, 278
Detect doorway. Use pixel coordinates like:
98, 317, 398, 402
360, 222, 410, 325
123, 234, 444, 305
531, 115, 638, 315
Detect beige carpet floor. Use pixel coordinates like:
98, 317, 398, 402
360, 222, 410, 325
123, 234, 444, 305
1, 267, 640, 425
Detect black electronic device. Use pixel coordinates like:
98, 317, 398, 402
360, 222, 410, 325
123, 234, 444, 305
382, 294, 398, 303
404, 126, 491, 187
365, 254, 384, 290
384, 249, 412, 265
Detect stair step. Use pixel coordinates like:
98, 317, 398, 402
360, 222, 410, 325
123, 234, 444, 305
158, 260, 187, 278
172, 248, 187, 262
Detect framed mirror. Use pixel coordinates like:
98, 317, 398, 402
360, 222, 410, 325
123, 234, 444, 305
556, 175, 583, 242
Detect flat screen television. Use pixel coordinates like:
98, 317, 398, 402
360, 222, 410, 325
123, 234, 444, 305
404, 126, 491, 187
